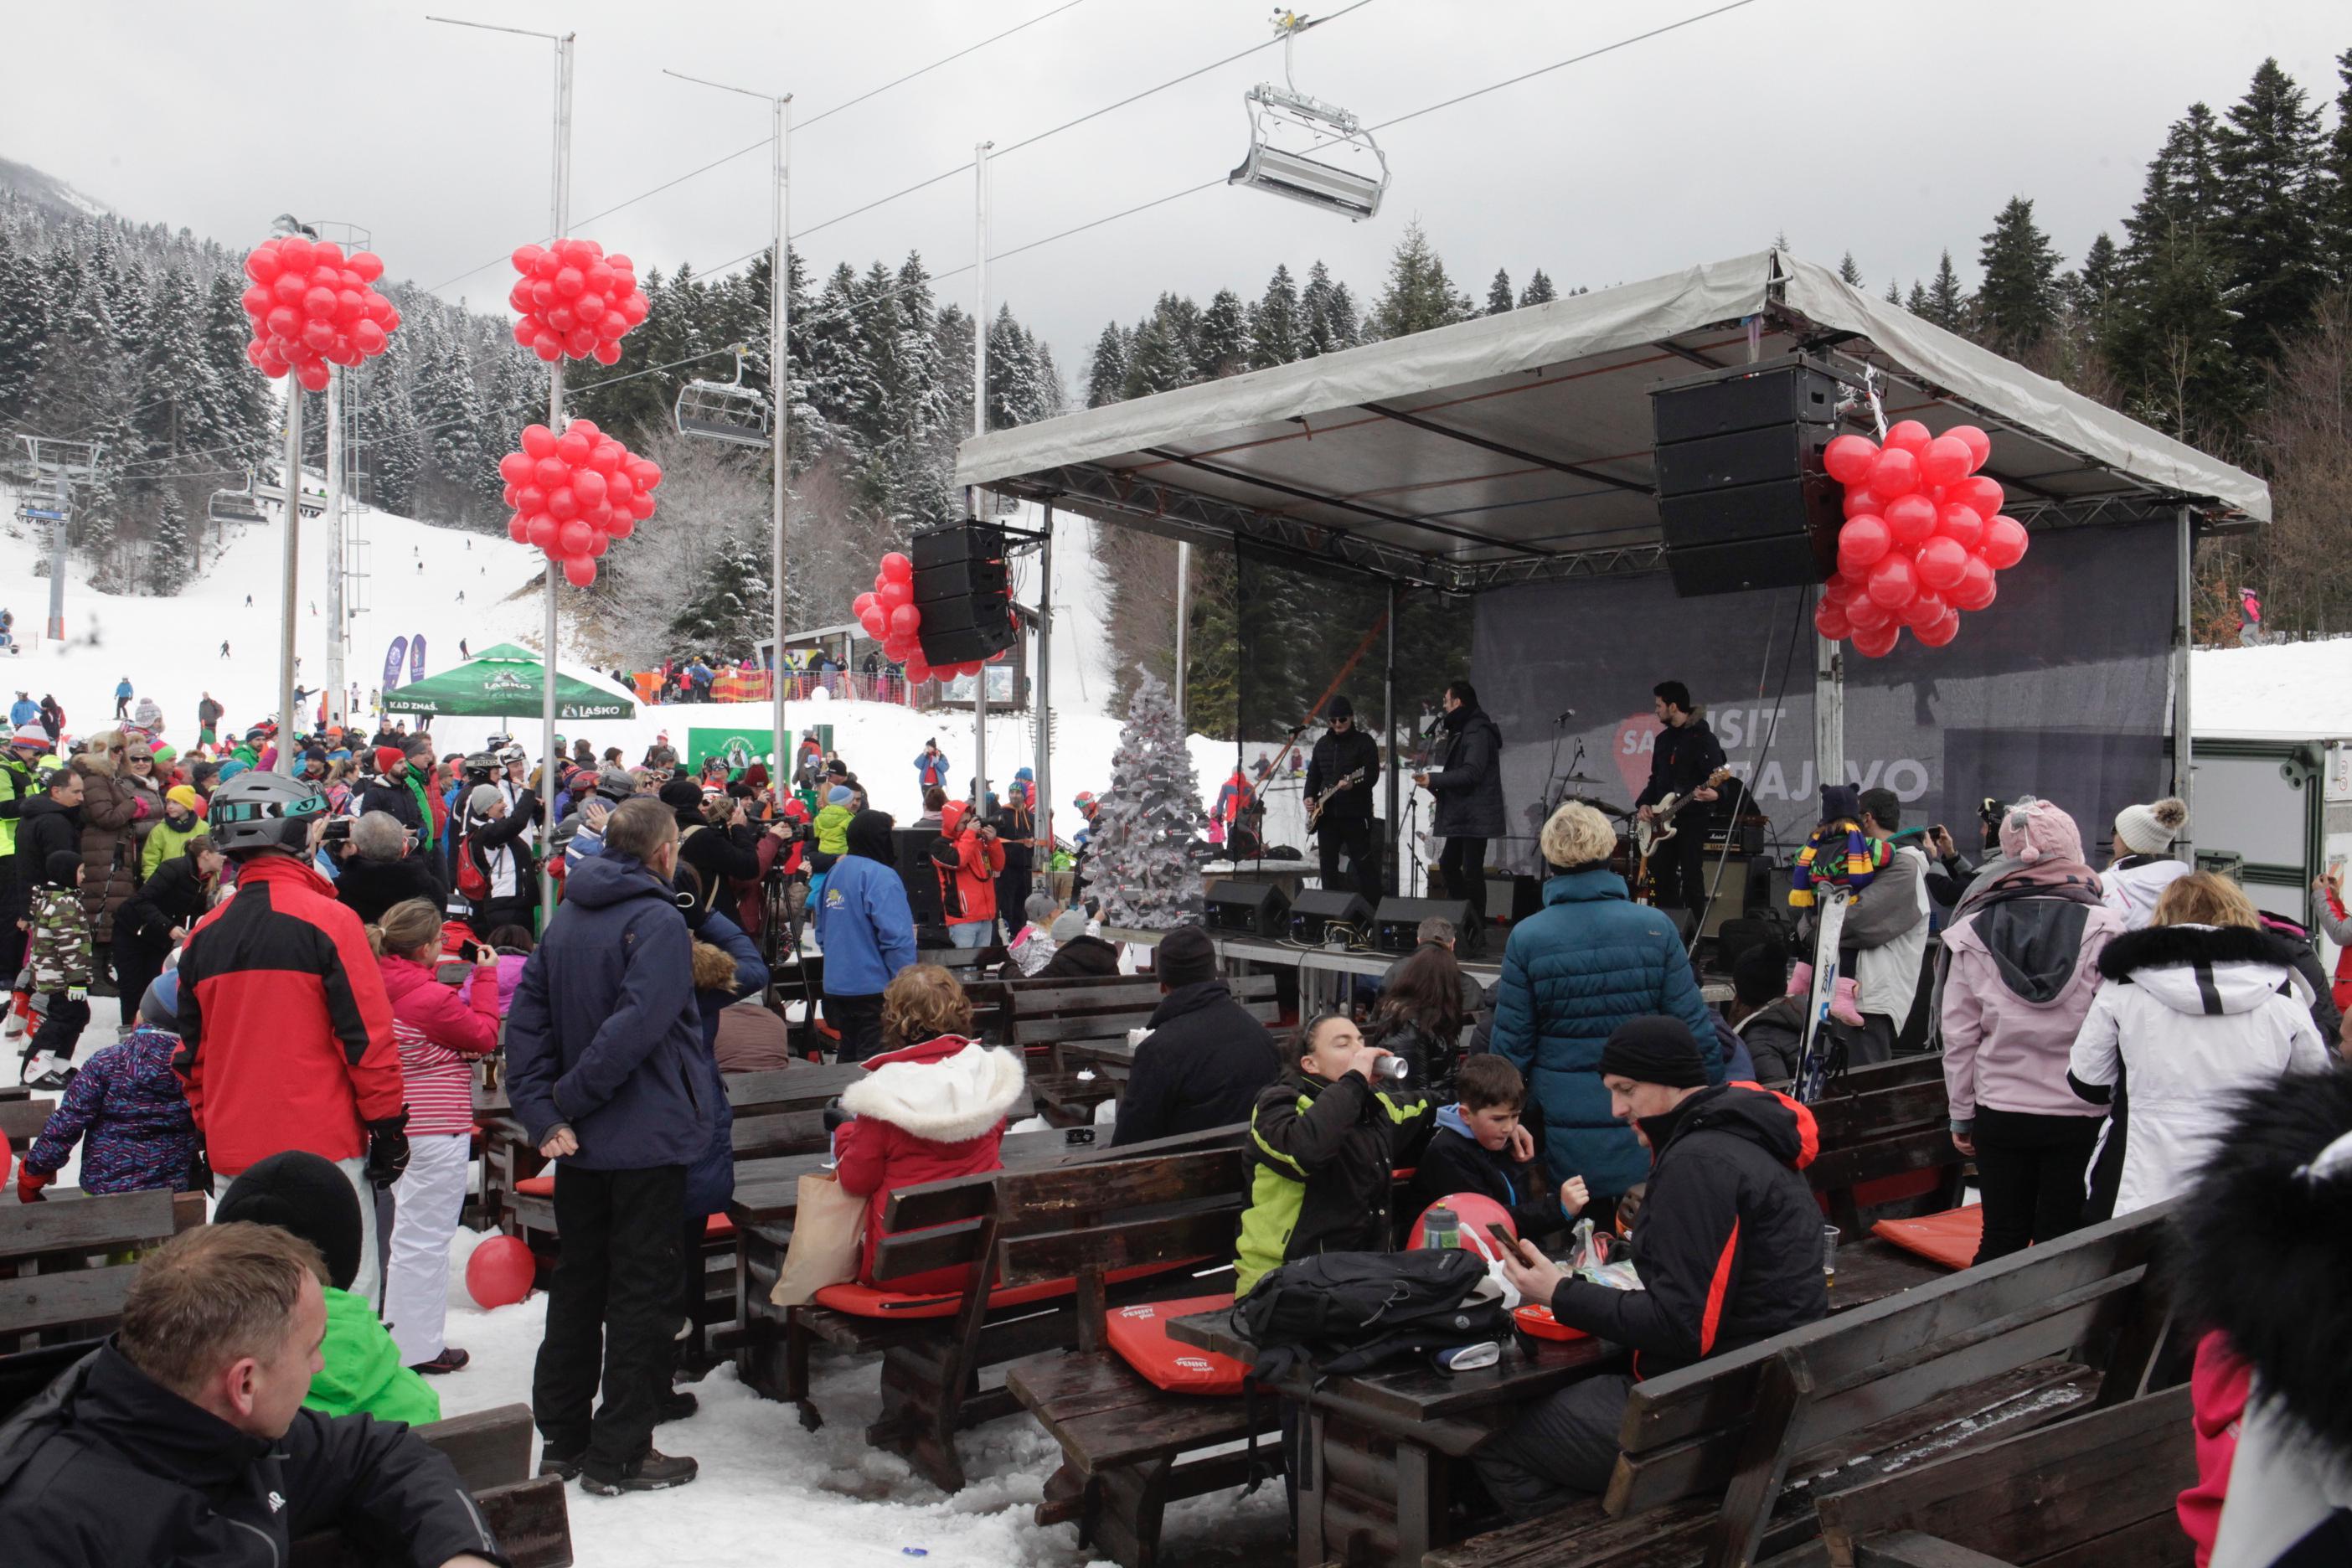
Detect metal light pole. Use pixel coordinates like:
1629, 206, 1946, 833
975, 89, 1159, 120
13, 436, 100, 647
279, 379, 302, 771
1034, 505, 1055, 875
970, 141, 994, 816
432, 15, 574, 906
665, 69, 792, 781
322, 364, 343, 734
1173, 541, 1190, 734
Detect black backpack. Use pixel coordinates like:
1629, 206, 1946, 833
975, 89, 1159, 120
1235, 1248, 1513, 1382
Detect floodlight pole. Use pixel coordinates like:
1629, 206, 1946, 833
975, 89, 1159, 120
1173, 542, 1190, 735
970, 140, 994, 822
1034, 504, 1055, 881
323, 364, 344, 733
663, 67, 792, 787
278, 379, 302, 772
2171, 504, 2194, 852
45, 469, 70, 643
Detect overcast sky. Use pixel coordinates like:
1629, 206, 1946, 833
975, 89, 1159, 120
7, 2, 2347, 389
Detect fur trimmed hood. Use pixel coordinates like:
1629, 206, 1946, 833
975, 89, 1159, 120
2174, 1069, 2352, 1456
841, 1034, 1026, 1143
2096, 922, 2311, 1016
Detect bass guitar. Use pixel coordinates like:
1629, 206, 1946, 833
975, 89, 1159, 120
1632, 767, 1733, 858
1306, 766, 1368, 836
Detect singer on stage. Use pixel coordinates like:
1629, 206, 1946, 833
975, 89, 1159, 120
1635, 680, 1725, 914
1306, 695, 1381, 897
1414, 679, 1505, 927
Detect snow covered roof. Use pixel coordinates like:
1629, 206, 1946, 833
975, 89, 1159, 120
957, 249, 2269, 591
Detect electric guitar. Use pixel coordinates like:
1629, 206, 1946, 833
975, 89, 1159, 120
1632, 767, 1733, 857
1305, 766, 1368, 836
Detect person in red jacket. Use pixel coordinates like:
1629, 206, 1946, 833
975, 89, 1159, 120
372, 896, 500, 1375
2312, 870, 2352, 1019
175, 771, 407, 1307
833, 966, 1025, 1293
933, 800, 1006, 949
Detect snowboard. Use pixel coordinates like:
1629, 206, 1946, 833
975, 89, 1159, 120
1792, 886, 1850, 1104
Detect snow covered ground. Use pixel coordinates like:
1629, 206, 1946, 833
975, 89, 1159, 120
2190, 637, 2352, 739
424, 1230, 1290, 1568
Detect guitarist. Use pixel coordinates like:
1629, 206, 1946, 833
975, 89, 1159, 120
1633, 681, 1725, 915
1305, 696, 1382, 897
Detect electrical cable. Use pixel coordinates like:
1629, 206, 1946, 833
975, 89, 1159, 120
794, 0, 1096, 131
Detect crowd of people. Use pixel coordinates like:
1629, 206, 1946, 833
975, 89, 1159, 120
6, 666, 2351, 1561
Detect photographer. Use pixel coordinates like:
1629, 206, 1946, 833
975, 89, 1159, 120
455, 783, 539, 934
662, 779, 760, 919
1919, 797, 2000, 907
933, 800, 1006, 950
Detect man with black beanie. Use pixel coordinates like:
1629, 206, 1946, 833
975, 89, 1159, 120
1113, 925, 1283, 1147
1305, 696, 1382, 898
1476, 1016, 1828, 1520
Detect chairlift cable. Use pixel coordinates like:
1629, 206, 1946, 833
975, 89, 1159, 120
793, 0, 1096, 131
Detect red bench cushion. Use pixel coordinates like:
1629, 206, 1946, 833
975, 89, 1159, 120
1103, 1292, 1249, 1395
1870, 1204, 1983, 1271
514, 1173, 554, 1197
812, 1261, 1200, 1321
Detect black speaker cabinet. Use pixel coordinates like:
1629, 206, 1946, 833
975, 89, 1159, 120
892, 828, 943, 925
911, 521, 1007, 570
1288, 889, 1375, 944
1204, 879, 1290, 938
913, 557, 1009, 601
1697, 858, 1751, 939
1483, 874, 1542, 925
1372, 896, 1483, 958
1650, 356, 1848, 598
912, 520, 1018, 664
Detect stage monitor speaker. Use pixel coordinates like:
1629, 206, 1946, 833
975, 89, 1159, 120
1288, 889, 1374, 945
1372, 897, 1482, 958
1204, 879, 1290, 938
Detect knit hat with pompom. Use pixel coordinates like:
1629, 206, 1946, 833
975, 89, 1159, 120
2113, 796, 2188, 856
1998, 797, 2085, 866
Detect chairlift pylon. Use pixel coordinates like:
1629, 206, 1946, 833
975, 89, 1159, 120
1229, 9, 1390, 222
207, 472, 267, 528
674, 344, 771, 447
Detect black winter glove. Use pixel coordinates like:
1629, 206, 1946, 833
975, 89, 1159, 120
364, 1108, 411, 1189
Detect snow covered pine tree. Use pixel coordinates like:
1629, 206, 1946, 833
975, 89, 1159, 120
1086, 668, 1206, 930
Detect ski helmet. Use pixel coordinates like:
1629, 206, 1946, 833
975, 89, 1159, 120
207, 770, 331, 856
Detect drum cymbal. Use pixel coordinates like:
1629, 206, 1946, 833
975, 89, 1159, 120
1562, 772, 1601, 785
1571, 796, 1635, 819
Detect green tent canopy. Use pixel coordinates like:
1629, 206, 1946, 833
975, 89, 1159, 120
380, 642, 637, 721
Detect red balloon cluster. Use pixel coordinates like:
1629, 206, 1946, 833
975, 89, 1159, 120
508, 240, 650, 365
852, 554, 1010, 688
1817, 421, 2029, 658
239, 237, 401, 392
497, 419, 664, 588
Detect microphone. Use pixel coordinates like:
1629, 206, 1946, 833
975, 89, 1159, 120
1554, 707, 1576, 725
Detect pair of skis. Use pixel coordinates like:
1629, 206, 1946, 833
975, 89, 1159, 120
1792, 886, 1849, 1105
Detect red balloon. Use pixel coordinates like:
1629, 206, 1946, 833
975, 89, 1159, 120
572, 469, 607, 508
465, 1235, 535, 1308
588, 441, 624, 475
1916, 610, 1963, 647
1949, 555, 1998, 611
245, 246, 283, 284
559, 519, 594, 556
1950, 475, 2004, 519
593, 341, 622, 366
606, 515, 635, 539
1981, 516, 2028, 569
877, 580, 910, 611
1883, 420, 1932, 456
905, 658, 936, 684
1823, 434, 1879, 487
508, 514, 529, 544
627, 494, 655, 522
1945, 425, 1992, 472
1845, 593, 1893, 632
890, 603, 921, 636
1901, 590, 1949, 629
1919, 436, 1973, 487
350, 250, 384, 282
276, 235, 315, 270
1408, 1192, 1518, 1251
265, 304, 299, 340
1836, 515, 1891, 573
853, 592, 876, 616
1915, 535, 1970, 591
1852, 622, 1902, 658
880, 552, 914, 582
352, 320, 389, 355
526, 515, 558, 549
547, 487, 579, 521
1867, 446, 1921, 501
1866, 552, 1920, 609
534, 456, 570, 491
859, 611, 888, 640
563, 555, 598, 588
633, 460, 663, 491
1934, 503, 1985, 549
606, 251, 633, 272
586, 530, 610, 558
294, 361, 329, 392
312, 240, 343, 267
554, 266, 585, 298
512, 244, 547, 275
1840, 488, 1879, 520
520, 425, 558, 459
1883, 493, 1937, 549
532, 333, 563, 363
300, 286, 333, 320
498, 451, 534, 487
1814, 596, 1853, 640
554, 430, 591, 467
544, 304, 576, 335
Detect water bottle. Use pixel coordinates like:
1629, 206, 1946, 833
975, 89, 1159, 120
1421, 1204, 1459, 1250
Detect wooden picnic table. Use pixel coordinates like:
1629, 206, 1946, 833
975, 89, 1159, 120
727, 1124, 1113, 1231
1165, 1237, 1924, 1568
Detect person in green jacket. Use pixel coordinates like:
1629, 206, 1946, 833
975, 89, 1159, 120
139, 785, 209, 879
214, 1150, 441, 1427
812, 784, 854, 870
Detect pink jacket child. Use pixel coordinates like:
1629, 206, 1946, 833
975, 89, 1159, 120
377, 952, 502, 1135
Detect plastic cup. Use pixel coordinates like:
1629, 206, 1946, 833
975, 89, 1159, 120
1822, 1224, 1841, 1282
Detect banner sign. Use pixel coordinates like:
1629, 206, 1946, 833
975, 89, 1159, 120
1468, 521, 2179, 875
409, 635, 427, 683
382, 637, 409, 692
687, 726, 776, 774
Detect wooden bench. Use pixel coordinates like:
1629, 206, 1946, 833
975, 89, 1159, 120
1420, 1201, 2180, 1568
1804, 1382, 2195, 1568
1000, 1143, 1282, 1568
291, 1403, 573, 1568
2, 1186, 207, 1357
0, 1093, 54, 1155
1803, 1058, 1972, 1308
1008, 972, 1280, 1075
735, 1125, 1245, 1493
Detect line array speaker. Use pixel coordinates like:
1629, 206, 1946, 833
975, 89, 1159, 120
911, 521, 1016, 664
1649, 355, 1846, 597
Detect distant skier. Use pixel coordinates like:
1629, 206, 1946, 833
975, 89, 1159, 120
456, 591, 465, 604
219, 641, 230, 659
244, 594, 252, 608
459, 639, 470, 659
113, 678, 132, 719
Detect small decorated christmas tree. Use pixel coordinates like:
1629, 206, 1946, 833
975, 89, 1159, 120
1087, 667, 1205, 930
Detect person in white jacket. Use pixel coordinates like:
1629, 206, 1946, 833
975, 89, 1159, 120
2069, 871, 2329, 1216
2100, 795, 2190, 930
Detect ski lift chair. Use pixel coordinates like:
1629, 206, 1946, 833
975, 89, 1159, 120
673, 345, 771, 447
207, 476, 266, 528
1229, 11, 1390, 221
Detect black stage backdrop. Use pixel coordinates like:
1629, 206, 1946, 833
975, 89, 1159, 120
1467, 520, 2178, 874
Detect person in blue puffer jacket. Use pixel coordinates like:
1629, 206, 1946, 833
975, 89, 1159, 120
1489, 802, 1722, 1223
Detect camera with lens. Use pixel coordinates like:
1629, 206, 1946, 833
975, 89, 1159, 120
321, 818, 353, 846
